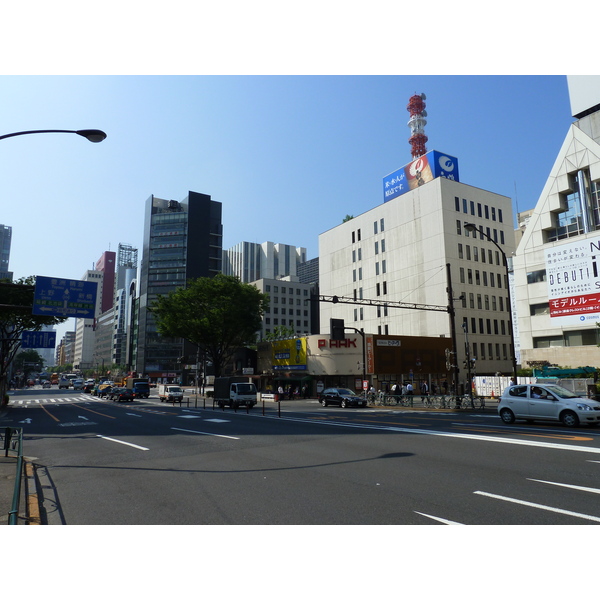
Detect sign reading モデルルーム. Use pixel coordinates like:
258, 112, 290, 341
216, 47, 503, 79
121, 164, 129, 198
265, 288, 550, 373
546, 237, 600, 323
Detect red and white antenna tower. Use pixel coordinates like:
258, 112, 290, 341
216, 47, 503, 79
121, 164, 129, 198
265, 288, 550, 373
407, 93, 428, 159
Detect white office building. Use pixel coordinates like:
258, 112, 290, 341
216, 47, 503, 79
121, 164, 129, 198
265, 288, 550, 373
223, 241, 307, 283
319, 174, 516, 378
514, 75, 600, 368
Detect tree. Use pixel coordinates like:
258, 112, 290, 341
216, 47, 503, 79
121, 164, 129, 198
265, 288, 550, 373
0, 277, 66, 403
14, 350, 45, 380
151, 274, 269, 377
343, 215, 354, 222
264, 325, 295, 341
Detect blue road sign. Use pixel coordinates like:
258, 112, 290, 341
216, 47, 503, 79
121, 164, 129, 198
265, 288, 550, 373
33, 276, 98, 319
21, 330, 57, 349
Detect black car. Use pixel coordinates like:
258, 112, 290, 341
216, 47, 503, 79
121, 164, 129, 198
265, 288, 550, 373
319, 388, 367, 408
83, 382, 95, 393
110, 387, 134, 402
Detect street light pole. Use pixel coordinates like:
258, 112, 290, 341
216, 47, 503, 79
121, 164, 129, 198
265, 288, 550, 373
464, 222, 518, 383
0, 129, 107, 143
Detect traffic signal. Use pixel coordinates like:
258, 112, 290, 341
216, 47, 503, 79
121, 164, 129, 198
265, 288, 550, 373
330, 318, 345, 340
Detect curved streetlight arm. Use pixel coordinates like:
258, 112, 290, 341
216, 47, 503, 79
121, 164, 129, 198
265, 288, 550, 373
463, 221, 518, 383
0, 129, 107, 143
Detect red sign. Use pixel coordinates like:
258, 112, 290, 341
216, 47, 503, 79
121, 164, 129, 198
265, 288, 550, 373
550, 293, 600, 317
318, 338, 358, 349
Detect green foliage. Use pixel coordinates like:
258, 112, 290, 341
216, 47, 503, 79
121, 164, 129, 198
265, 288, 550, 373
264, 325, 295, 341
151, 274, 269, 377
343, 215, 354, 222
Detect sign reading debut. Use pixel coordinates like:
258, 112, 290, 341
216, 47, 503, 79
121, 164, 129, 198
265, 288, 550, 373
33, 276, 98, 319
21, 330, 56, 349
546, 237, 600, 324
383, 150, 460, 202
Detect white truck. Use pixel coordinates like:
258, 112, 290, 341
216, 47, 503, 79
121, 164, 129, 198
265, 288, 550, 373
214, 377, 258, 409
158, 384, 184, 403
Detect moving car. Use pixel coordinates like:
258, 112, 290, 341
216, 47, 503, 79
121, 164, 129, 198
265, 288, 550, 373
319, 387, 368, 408
110, 387, 134, 402
72, 378, 84, 390
498, 383, 600, 427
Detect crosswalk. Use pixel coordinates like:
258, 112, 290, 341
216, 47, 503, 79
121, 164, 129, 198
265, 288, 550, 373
9, 395, 102, 406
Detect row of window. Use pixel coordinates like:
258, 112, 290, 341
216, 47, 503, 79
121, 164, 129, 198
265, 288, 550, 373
458, 243, 502, 265
455, 197, 504, 223
533, 328, 599, 347
352, 240, 387, 262
351, 218, 386, 244
267, 297, 308, 306
457, 221, 506, 246
463, 293, 506, 313
459, 267, 506, 289
264, 319, 309, 328
266, 308, 309, 316
264, 285, 309, 296
463, 316, 511, 337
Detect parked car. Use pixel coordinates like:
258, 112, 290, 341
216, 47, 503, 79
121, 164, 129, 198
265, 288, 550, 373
319, 387, 368, 408
72, 378, 84, 390
110, 387, 134, 402
498, 383, 600, 427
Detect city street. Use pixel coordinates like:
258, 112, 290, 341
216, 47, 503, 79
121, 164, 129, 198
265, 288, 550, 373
4, 387, 600, 525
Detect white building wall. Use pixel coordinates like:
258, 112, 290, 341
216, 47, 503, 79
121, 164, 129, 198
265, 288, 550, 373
319, 176, 515, 376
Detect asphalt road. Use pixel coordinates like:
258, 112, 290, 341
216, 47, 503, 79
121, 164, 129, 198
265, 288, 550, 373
4, 387, 600, 525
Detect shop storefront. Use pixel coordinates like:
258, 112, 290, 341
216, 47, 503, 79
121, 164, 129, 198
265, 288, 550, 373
258, 334, 452, 396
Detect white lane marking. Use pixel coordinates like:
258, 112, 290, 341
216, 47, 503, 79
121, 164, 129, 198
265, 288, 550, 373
473, 491, 600, 523
126, 413, 143, 417
414, 511, 464, 525
97, 435, 149, 451
257, 413, 600, 454
171, 427, 239, 440
453, 422, 600, 436
587, 460, 600, 464
527, 478, 600, 495
204, 419, 230, 423
178, 415, 201, 419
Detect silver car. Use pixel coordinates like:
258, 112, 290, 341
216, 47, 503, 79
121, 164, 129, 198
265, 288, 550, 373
498, 383, 600, 427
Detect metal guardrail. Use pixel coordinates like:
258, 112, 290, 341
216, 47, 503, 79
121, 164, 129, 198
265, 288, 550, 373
2, 427, 24, 525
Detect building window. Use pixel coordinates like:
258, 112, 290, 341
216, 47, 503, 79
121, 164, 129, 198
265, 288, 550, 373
469, 293, 475, 309
458, 243, 463, 259
530, 302, 549, 316
473, 246, 478, 262
374, 221, 378, 235
375, 241, 379, 255
357, 229, 361, 241
375, 262, 380, 275
381, 239, 386, 252
477, 203, 482, 218
460, 267, 465, 283
455, 197, 460, 211
485, 205, 489, 219
477, 294, 482, 309
382, 260, 386, 274
352, 250, 356, 262
463, 198, 468, 213
470, 200, 475, 216
457, 220, 462, 235
498, 209, 503, 223
352, 231, 355, 244
376, 283, 380, 296
527, 270, 547, 284
358, 248, 362, 261
491, 207, 496, 221
380, 218, 385, 232
481, 248, 486, 263
383, 281, 387, 295
534, 335, 564, 348
466, 245, 471, 260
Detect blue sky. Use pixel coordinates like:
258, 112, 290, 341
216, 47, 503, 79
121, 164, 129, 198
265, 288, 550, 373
2, 75, 573, 287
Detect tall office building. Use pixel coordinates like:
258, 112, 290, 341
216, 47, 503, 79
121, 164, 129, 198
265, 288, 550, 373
223, 241, 306, 283
514, 76, 600, 368
73, 268, 103, 370
136, 191, 222, 379
114, 243, 138, 368
0, 224, 13, 280
320, 155, 516, 379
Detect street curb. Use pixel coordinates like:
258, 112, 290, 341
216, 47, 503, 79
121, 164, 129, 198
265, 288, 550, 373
24, 459, 41, 525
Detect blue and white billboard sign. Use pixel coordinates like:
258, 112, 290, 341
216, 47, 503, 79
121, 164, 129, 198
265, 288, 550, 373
21, 330, 56, 349
383, 150, 460, 202
33, 276, 98, 319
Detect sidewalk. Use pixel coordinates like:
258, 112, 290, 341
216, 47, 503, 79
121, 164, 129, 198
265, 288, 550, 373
0, 403, 35, 525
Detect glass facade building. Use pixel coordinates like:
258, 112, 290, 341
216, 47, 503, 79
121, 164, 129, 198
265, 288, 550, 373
136, 191, 222, 378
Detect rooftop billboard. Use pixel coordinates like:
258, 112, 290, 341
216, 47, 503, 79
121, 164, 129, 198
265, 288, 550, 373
383, 150, 460, 203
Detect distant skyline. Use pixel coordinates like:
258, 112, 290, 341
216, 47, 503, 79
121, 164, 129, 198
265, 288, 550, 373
0, 75, 576, 339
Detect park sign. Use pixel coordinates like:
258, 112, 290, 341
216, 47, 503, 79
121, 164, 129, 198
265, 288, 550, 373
32, 276, 98, 319
21, 330, 56, 349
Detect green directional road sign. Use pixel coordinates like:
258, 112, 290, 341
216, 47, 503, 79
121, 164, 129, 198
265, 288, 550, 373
33, 276, 98, 319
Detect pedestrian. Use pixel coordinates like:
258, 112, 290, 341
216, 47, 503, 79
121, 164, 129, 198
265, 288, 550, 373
406, 381, 413, 395
420, 381, 428, 396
